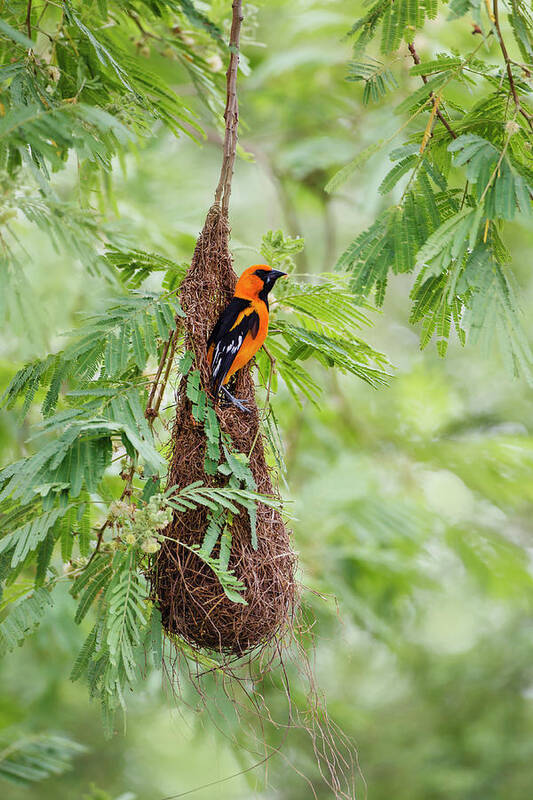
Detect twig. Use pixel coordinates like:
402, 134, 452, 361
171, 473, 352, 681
407, 42, 457, 140
26, 0, 32, 40
127, 9, 162, 41
261, 344, 276, 414
87, 461, 136, 565
36, 0, 50, 29
479, 117, 515, 204
247, 345, 276, 458
509, 59, 531, 79
87, 519, 109, 567
492, 0, 533, 132
214, 0, 243, 214
459, 180, 469, 210
152, 327, 180, 420
145, 330, 174, 422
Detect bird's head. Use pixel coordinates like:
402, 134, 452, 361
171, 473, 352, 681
234, 264, 287, 301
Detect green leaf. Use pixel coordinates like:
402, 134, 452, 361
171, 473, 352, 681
0, 733, 84, 785
70, 626, 98, 683
0, 19, 36, 50
149, 606, 162, 667
415, 209, 476, 274
106, 550, 147, 682
325, 140, 385, 193
449, 135, 532, 220
74, 565, 113, 624
0, 588, 53, 655
347, 58, 398, 104
395, 72, 451, 115
0, 506, 69, 568
409, 56, 463, 76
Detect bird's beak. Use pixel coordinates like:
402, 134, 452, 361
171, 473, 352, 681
271, 270, 287, 281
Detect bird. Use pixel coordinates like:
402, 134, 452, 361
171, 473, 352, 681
207, 264, 287, 412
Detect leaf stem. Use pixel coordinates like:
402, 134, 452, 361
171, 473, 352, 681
492, 0, 533, 132
478, 119, 515, 205
407, 42, 457, 140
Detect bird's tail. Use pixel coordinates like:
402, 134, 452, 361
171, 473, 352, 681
211, 376, 220, 398
211, 370, 225, 399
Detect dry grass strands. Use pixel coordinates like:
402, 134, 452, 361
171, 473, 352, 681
152, 204, 297, 656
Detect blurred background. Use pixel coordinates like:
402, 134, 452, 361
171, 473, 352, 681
1, 1, 533, 798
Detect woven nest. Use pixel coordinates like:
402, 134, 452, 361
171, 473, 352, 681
152, 204, 297, 656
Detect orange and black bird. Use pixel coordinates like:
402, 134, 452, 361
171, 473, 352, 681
207, 264, 286, 411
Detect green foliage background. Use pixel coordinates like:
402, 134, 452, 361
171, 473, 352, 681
1, 0, 533, 798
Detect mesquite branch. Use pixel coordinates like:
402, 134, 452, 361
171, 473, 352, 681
26, 1, 32, 40
408, 43, 457, 140
214, 0, 243, 214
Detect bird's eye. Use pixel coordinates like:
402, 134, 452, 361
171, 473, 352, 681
254, 269, 270, 280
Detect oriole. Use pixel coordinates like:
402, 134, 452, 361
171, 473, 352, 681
207, 264, 286, 411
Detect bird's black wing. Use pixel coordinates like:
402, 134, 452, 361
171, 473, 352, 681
207, 297, 251, 349
208, 299, 260, 395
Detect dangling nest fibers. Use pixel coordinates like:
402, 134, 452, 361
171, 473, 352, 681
152, 204, 297, 656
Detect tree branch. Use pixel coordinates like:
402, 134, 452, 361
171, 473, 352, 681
127, 9, 163, 41
492, 0, 533, 132
26, 0, 32, 41
261, 344, 276, 412
408, 42, 457, 140
145, 329, 174, 424
152, 327, 179, 421
214, 0, 243, 214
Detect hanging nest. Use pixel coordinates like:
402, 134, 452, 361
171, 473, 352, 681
152, 204, 297, 656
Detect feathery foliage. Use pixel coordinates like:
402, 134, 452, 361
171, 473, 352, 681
259, 231, 390, 405
0, 4, 390, 732
330, 0, 533, 377
1, 3, 533, 795
0, 222, 386, 733
0, 0, 224, 336
0, 731, 84, 785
